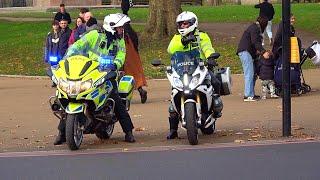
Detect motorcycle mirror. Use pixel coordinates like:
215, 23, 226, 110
166, 66, 172, 74
211, 52, 220, 59
151, 59, 164, 67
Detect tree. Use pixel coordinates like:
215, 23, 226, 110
143, 0, 182, 40
202, 0, 222, 6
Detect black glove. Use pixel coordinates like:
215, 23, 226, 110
207, 56, 218, 70
181, 34, 196, 46
305, 47, 316, 59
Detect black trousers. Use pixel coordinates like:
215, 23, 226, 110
58, 80, 134, 134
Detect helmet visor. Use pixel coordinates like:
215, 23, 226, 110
177, 18, 196, 29
177, 21, 190, 29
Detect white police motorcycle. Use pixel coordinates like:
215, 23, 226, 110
153, 49, 231, 145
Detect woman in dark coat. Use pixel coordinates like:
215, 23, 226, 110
272, 14, 301, 60
44, 20, 61, 87
44, 20, 61, 63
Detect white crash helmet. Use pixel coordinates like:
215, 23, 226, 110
103, 13, 131, 35
176, 11, 198, 36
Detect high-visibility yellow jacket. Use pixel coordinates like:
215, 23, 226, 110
167, 29, 215, 60
65, 30, 126, 70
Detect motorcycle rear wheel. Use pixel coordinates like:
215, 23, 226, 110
95, 123, 114, 139
185, 102, 198, 145
66, 113, 84, 150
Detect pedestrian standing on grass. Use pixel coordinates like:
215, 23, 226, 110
54, 3, 71, 24
68, 17, 85, 46
58, 19, 72, 58
44, 20, 61, 87
254, 0, 275, 46
79, 7, 89, 19
84, 12, 93, 23
44, 20, 61, 63
237, 16, 272, 102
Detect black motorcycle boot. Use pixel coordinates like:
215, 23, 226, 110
167, 129, 178, 139
167, 116, 179, 139
125, 131, 136, 143
53, 132, 66, 145
138, 87, 147, 104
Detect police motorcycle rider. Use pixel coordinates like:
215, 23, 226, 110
166, 11, 223, 139
54, 13, 136, 145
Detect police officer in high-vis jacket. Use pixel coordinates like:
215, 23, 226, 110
166, 11, 222, 139
54, 13, 136, 145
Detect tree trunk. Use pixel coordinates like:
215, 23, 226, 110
202, 0, 222, 6
142, 0, 182, 40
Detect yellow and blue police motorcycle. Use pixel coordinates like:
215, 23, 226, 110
48, 55, 134, 150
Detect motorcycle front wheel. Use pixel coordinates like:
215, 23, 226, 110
185, 102, 198, 145
66, 113, 84, 150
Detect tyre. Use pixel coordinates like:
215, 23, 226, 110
185, 102, 198, 145
66, 113, 84, 150
201, 121, 216, 135
95, 123, 114, 139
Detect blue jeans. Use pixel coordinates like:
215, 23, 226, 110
239, 51, 256, 97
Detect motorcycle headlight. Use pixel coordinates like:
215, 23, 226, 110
58, 78, 69, 93
80, 79, 92, 93
173, 77, 183, 90
58, 78, 92, 95
189, 74, 200, 90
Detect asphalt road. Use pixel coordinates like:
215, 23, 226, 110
1, 141, 319, 180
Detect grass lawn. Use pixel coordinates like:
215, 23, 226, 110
0, 4, 319, 36
0, 4, 318, 77
0, 20, 241, 77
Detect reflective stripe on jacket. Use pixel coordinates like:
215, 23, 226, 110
167, 29, 215, 60
65, 30, 126, 70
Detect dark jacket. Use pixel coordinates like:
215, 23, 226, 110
54, 12, 72, 24
59, 27, 72, 58
254, 1, 275, 21
74, 24, 86, 41
121, 0, 131, 15
44, 31, 60, 63
272, 21, 301, 60
237, 22, 266, 59
258, 56, 275, 80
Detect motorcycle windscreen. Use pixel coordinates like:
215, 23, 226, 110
171, 49, 200, 76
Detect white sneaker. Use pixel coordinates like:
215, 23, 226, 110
243, 96, 256, 102
261, 95, 267, 100
270, 94, 279, 98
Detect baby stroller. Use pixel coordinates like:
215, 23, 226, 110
274, 41, 320, 96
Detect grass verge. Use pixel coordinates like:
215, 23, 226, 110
0, 4, 319, 36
